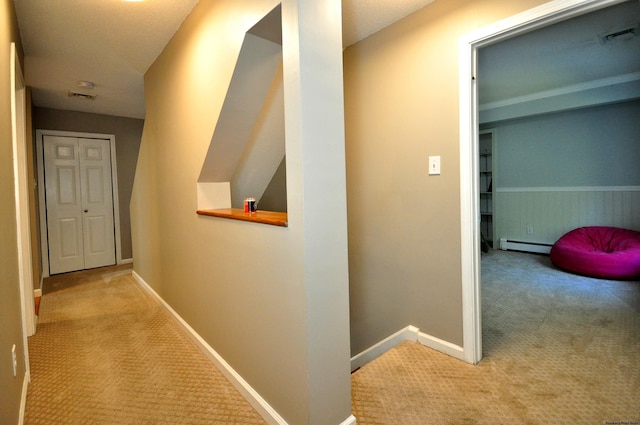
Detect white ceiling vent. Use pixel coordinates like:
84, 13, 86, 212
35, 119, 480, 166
599, 24, 638, 44
68, 91, 96, 100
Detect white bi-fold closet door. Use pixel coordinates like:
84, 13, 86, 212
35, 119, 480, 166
43, 135, 116, 275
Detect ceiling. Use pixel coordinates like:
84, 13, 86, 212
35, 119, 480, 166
14, 0, 640, 120
479, 0, 640, 105
14, 0, 435, 119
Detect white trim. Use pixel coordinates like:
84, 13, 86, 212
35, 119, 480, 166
18, 371, 29, 425
350, 326, 465, 371
497, 186, 640, 192
480, 72, 640, 111
460, 0, 623, 47
459, 0, 626, 366
350, 326, 419, 371
479, 71, 640, 122
417, 331, 465, 361
119, 258, 134, 264
131, 271, 290, 425
339, 415, 358, 425
459, 22, 483, 366
11, 46, 35, 391
33, 288, 42, 298
500, 240, 553, 254
36, 129, 123, 277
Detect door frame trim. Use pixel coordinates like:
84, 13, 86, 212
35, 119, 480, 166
11, 45, 34, 395
36, 129, 123, 277
458, 0, 626, 364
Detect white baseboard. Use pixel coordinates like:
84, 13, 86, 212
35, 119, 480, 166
340, 415, 358, 425
350, 326, 419, 371
351, 325, 465, 371
499, 239, 552, 254
18, 371, 29, 425
131, 271, 289, 425
417, 331, 464, 361
131, 270, 458, 425
33, 288, 42, 298
119, 258, 134, 265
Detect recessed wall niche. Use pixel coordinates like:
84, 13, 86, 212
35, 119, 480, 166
197, 5, 286, 212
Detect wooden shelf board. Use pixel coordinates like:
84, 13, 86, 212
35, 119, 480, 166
197, 208, 288, 227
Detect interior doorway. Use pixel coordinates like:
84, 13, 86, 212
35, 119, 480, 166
459, 0, 626, 364
37, 130, 123, 277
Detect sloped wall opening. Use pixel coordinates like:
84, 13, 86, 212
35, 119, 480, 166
197, 5, 285, 212
230, 61, 286, 211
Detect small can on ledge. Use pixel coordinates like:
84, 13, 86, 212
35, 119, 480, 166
244, 197, 257, 213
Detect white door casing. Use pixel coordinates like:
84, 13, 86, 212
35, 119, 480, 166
11, 44, 34, 395
44, 136, 116, 274
458, 0, 625, 365
38, 131, 122, 276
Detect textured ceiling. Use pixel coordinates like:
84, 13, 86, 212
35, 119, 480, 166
14, 0, 436, 119
14, 1, 639, 120
14, 0, 201, 119
478, 0, 640, 105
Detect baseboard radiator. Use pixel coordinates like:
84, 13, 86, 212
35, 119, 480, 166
498, 238, 552, 254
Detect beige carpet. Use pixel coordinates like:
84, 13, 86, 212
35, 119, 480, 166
351, 250, 640, 424
25, 266, 266, 425
25, 254, 640, 424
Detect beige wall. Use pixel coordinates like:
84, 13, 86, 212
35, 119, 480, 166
131, 1, 351, 424
33, 107, 143, 261
344, 0, 547, 354
0, 0, 26, 422
131, 0, 583, 422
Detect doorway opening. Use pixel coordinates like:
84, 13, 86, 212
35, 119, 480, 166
459, 0, 627, 364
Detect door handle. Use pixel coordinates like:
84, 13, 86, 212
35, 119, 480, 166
84, 209, 88, 213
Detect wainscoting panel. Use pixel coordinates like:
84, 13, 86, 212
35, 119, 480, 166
495, 187, 640, 248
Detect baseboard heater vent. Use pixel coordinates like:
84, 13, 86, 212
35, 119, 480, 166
499, 238, 552, 254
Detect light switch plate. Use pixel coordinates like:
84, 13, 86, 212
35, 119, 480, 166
429, 156, 441, 175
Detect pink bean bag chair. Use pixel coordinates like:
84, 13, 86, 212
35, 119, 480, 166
550, 226, 640, 280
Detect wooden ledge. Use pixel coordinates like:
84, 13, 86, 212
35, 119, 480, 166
197, 208, 288, 227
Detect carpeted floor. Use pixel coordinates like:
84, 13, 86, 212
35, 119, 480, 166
25, 266, 267, 425
25, 253, 640, 424
351, 250, 640, 424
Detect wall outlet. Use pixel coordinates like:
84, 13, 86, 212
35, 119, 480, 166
527, 226, 534, 234
11, 344, 17, 377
